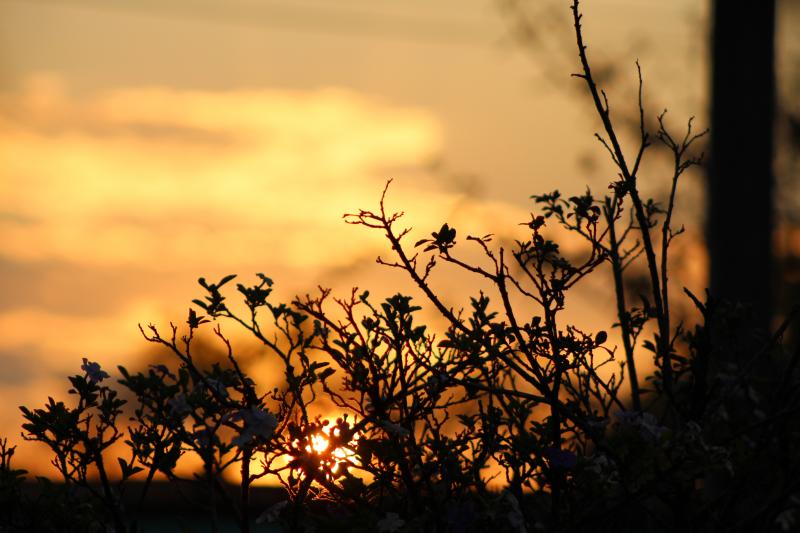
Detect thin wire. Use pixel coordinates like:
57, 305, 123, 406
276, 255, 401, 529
0, 0, 493, 47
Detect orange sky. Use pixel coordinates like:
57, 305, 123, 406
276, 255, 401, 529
0, 0, 737, 476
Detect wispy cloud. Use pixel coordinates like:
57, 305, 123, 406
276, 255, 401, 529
0, 74, 444, 270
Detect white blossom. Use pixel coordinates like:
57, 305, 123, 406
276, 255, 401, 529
381, 421, 410, 437
776, 509, 797, 532
256, 500, 288, 524
149, 364, 175, 379
614, 410, 667, 442
232, 406, 278, 448
193, 427, 214, 448
168, 394, 191, 419
503, 491, 527, 533
81, 358, 109, 383
377, 512, 405, 533
204, 378, 229, 399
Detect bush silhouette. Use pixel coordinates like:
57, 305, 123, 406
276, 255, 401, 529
2, 1, 799, 532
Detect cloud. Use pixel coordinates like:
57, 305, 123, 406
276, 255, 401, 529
0, 347, 48, 385
0, 74, 445, 271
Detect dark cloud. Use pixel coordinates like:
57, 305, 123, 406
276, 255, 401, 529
0, 95, 242, 148
0, 346, 49, 385
0, 255, 188, 316
0, 211, 39, 225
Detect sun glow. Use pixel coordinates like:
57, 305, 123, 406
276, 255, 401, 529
305, 433, 355, 471
298, 421, 360, 477
228, 416, 361, 487
309, 433, 331, 454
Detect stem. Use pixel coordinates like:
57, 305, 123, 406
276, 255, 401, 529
95, 450, 126, 533
241, 447, 252, 533
571, 0, 672, 393
605, 198, 642, 410
206, 459, 219, 533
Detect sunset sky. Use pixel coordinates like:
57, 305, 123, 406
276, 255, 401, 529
3, 0, 791, 475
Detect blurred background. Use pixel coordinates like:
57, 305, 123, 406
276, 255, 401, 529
0, 0, 797, 476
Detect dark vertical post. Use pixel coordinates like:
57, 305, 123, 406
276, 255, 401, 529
708, 0, 776, 330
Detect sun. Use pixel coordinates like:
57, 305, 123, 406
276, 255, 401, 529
302, 422, 359, 476
225, 414, 363, 487
310, 433, 330, 454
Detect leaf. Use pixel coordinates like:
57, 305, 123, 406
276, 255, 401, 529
217, 274, 237, 287
187, 308, 208, 329
118, 457, 132, 478
318, 368, 336, 380
256, 273, 274, 287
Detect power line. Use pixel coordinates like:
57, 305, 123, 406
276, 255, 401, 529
1, 0, 494, 47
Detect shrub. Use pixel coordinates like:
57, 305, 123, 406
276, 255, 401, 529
2, 1, 799, 532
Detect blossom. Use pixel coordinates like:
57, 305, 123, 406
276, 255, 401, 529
776, 508, 797, 532
81, 358, 109, 383
232, 406, 278, 448
585, 453, 613, 475
502, 491, 526, 533
377, 512, 405, 533
426, 373, 449, 396
149, 364, 176, 379
192, 427, 215, 448
203, 378, 229, 399
545, 447, 578, 469
614, 410, 667, 442
381, 421, 410, 437
167, 394, 191, 419
256, 501, 288, 524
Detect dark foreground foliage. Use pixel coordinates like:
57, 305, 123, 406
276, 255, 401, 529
2, 2, 799, 532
